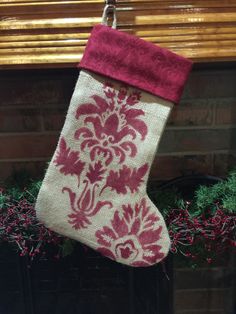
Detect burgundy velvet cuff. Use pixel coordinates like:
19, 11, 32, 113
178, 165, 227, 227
79, 24, 192, 104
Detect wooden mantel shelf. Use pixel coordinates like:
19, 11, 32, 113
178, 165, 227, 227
1, 0, 236, 68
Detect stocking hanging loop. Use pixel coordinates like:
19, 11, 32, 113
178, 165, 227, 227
101, 1, 117, 29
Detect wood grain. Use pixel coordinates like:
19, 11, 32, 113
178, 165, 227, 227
1, 0, 236, 68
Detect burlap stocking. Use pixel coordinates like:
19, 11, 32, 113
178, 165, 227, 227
36, 25, 192, 267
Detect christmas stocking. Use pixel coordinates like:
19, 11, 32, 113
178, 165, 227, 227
36, 24, 192, 267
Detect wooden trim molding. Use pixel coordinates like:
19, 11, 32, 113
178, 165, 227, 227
1, 0, 236, 68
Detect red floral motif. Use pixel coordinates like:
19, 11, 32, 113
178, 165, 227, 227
53, 82, 150, 232
86, 161, 106, 184
95, 198, 165, 266
63, 181, 112, 229
54, 139, 111, 229
100, 163, 149, 195
74, 83, 147, 166
54, 138, 85, 179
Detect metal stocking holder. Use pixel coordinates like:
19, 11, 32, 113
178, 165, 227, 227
101, 0, 117, 29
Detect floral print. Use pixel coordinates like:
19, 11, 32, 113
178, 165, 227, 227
54, 82, 149, 230
96, 198, 165, 266
74, 83, 147, 166
52, 78, 167, 266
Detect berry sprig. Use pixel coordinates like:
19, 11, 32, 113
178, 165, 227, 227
166, 202, 235, 264
0, 188, 63, 259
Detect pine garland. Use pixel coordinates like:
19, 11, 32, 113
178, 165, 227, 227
0, 171, 235, 265
0, 182, 65, 259
154, 171, 236, 266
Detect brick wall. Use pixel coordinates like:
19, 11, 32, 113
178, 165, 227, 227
174, 254, 236, 314
0, 66, 235, 182
0, 69, 75, 181
0, 65, 235, 314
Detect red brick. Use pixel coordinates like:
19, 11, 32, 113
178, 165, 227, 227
213, 152, 236, 177
183, 69, 236, 99
0, 161, 47, 182
174, 289, 226, 311
0, 70, 76, 107
0, 133, 59, 159
42, 108, 66, 131
0, 108, 41, 132
159, 129, 236, 153
149, 154, 213, 180
169, 103, 213, 126
215, 102, 236, 125
175, 311, 224, 314
174, 267, 233, 290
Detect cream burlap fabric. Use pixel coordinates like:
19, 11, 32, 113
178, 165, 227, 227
36, 70, 173, 267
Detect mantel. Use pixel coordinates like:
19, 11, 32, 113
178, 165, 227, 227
1, 0, 236, 68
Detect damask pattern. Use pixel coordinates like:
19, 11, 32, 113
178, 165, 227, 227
54, 82, 148, 228
53, 81, 165, 265
96, 198, 164, 266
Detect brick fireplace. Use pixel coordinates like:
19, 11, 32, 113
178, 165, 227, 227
0, 63, 235, 314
